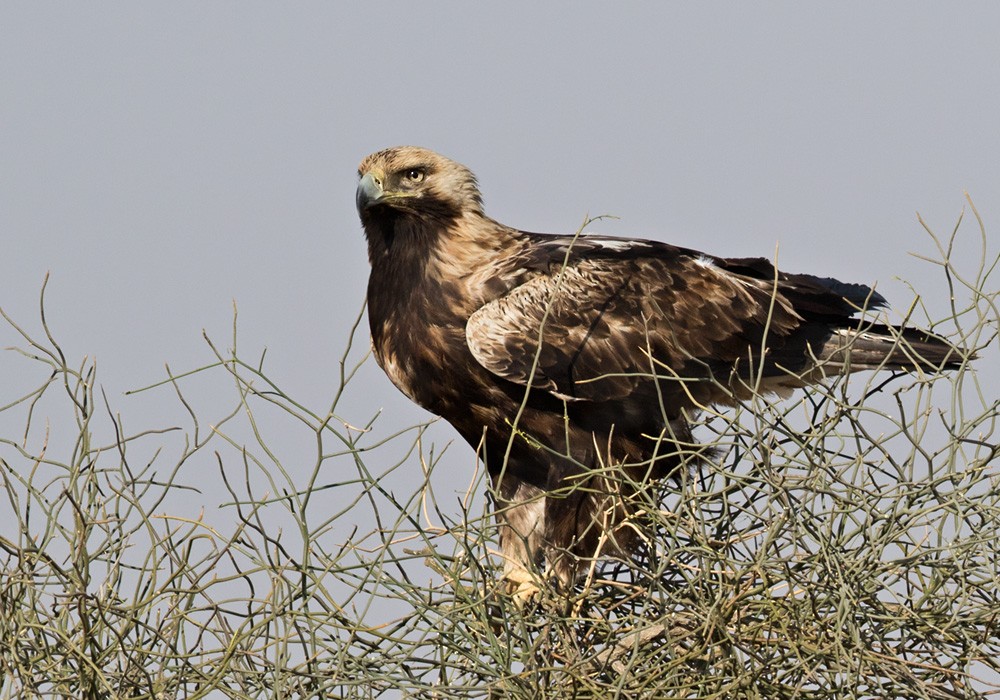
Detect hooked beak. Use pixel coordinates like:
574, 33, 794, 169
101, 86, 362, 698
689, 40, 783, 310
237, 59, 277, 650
356, 172, 384, 211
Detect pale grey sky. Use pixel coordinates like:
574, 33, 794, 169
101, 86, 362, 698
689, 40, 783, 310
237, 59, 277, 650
1, 1, 998, 633
3, 4, 997, 396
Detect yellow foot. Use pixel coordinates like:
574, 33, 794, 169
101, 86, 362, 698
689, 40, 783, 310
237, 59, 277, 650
503, 567, 543, 609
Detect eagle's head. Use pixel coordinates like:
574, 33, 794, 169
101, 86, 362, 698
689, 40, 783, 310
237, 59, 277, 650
356, 146, 484, 225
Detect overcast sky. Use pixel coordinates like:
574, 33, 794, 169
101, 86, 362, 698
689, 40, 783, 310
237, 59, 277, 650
2, 3, 998, 610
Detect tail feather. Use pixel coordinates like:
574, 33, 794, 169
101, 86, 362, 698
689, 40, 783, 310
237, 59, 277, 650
820, 324, 970, 373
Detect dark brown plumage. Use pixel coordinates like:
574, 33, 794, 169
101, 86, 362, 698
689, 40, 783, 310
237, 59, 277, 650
355, 146, 967, 599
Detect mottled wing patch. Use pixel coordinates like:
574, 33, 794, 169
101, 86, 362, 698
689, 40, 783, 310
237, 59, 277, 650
466, 254, 789, 403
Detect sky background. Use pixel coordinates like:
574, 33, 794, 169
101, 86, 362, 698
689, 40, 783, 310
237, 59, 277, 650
2, 1, 998, 641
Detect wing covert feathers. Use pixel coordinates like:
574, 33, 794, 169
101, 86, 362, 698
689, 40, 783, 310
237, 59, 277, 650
465, 248, 911, 405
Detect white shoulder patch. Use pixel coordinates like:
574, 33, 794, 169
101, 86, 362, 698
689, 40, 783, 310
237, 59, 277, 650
589, 236, 654, 253
537, 235, 654, 256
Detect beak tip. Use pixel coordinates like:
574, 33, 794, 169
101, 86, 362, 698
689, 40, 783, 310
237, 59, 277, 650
356, 172, 383, 211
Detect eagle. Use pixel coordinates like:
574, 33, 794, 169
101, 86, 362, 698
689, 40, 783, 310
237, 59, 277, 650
355, 146, 966, 601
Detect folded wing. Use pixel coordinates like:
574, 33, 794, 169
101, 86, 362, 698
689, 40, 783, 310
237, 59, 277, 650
466, 244, 875, 408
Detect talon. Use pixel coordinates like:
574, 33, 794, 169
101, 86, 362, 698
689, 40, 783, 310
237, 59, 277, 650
508, 579, 542, 608
503, 567, 543, 608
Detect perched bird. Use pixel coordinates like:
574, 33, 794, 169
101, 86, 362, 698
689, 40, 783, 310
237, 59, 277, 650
355, 146, 966, 600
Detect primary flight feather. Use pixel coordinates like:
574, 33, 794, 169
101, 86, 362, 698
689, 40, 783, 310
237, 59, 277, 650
355, 145, 966, 599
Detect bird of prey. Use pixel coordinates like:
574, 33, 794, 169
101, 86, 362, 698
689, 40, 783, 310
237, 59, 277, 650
355, 146, 966, 600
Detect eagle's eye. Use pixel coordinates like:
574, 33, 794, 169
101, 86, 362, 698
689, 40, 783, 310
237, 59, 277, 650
402, 168, 425, 185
